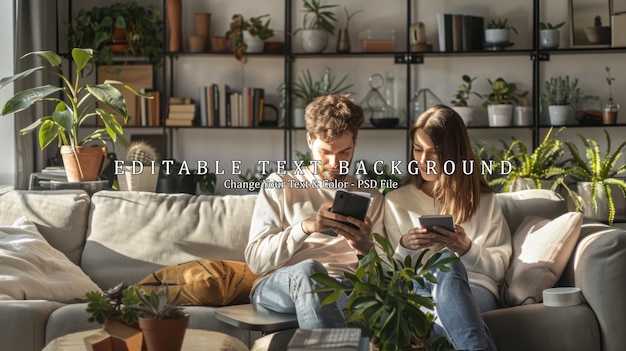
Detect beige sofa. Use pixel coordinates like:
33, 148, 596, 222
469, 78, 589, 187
0, 189, 624, 351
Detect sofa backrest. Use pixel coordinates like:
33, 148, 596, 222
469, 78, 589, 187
0, 190, 91, 265
81, 191, 258, 289
496, 189, 568, 234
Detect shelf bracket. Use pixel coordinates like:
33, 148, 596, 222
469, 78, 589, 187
395, 54, 423, 64
533, 52, 550, 61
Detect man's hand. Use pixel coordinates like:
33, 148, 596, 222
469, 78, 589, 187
301, 201, 373, 255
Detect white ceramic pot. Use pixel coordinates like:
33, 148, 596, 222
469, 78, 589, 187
577, 182, 626, 222
300, 29, 328, 53
548, 105, 570, 125
487, 104, 513, 126
485, 29, 510, 44
452, 106, 474, 126
292, 107, 305, 128
511, 178, 552, 192
243, 31, 264, 53
514, 106, 533, 126
540, 29, 560, 49
118, 165, 160, 192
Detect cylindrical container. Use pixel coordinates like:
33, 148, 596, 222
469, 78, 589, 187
166, 0, 183, 52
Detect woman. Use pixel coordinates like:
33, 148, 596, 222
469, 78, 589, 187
384, 104, 511, 351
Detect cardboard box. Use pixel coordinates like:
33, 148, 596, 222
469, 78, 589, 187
362, 39, 395, 52
612, 15, 626, 47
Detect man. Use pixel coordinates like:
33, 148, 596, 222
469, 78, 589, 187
245, 93, 384, 328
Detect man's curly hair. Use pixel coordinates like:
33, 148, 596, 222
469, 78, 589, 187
304, 93, 364, 141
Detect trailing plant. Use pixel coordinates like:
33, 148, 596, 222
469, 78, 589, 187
226, 14, 274, 61
67, 1, 163, 68
542, 76, 583, 107
486, 18, 518, 34
540, 22, 565, 30
312, 233, 457, 351
0, 48, 143, 150
451, 75, 482, 107
482, 77, 519, 106
564, 130, 626, 225
297, 0, 339, 35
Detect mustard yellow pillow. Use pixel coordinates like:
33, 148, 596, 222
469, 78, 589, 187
136, 259, 260, 306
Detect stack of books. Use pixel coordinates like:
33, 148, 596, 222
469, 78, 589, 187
166, 97, 196, 126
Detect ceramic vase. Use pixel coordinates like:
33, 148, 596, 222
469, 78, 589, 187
167, 0, 183, 52
301, 29, 328, 53
336, 28, 351, 53
548, 105, 570, 125
540, 29, 560, 49
243, 32, 264, 53
487, 104, 513, 126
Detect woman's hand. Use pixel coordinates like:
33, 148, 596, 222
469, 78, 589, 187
401, 224, 471, 256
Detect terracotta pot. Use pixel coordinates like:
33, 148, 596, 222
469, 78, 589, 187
210, 36, 229, 52
166, 0, 183, 52
60, 145, 106, 182
138, 315, 189, 351
188, 35, 207, 52
194, 12, 211, 37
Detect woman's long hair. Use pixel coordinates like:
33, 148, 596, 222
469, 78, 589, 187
403, 104, 493, 223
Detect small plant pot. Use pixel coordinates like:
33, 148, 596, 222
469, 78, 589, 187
603, 101, 620, 124
487, 104, 513, 126
210, 36, 229, 52
292, 107, 306, 128
60, 145, 107, 182
514, 106, 533, 126
243, 31, 264, 53
188, 35, 207, 52
548, 105, 571, 125
300, 29, 329, 53
138, 315, 189, 351
118, 165, 160, 192
540, 29, 560, 49
485, 29, 510, 44
452, 106, 474, 126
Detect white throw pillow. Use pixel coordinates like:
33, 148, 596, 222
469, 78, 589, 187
0, 217, 100, 302
500, 212, 583, 306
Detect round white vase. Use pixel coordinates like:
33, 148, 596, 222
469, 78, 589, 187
548, 105, 570, 125
485, 29, 510, 44
243, 31, 264, 53
300, 29, 328, 53
487, 104, 513, 126
540, 29, 560, 49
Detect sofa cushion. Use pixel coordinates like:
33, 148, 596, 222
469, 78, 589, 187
500, 212, 583, 306
0, 190, 90, 265
0, 217, 100, 302
82, 191, 258, 289
136, 259, 260, 306
496, 189, 568, 235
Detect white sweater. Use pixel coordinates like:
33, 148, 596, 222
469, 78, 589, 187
246, 166, 385, 290
384, 184, 512, 296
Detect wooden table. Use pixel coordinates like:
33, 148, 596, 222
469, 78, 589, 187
43, 328, 248, 351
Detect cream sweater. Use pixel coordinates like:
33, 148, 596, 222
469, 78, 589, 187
246, 166, 385, 289
384, 184, 512, 296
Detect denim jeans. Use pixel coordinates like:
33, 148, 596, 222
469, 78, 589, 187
415, 251, 497, 351
251, 259, 348, 328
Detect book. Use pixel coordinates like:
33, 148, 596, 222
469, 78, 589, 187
165, 118, 193, 126
452, 14, 464, 52
168, 111, 195, 120
287, 328, 362, 351
199, 86, 208, 127
169, 103, 196, 113
436, 13, 453, 52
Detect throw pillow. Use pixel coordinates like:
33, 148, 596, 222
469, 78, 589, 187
135, 259, 260, 306
0, 216, 101, 302
500, 212, 583, 306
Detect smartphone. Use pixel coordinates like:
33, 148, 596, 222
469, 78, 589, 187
418, 215, 455, 234
321, 190, 371, 236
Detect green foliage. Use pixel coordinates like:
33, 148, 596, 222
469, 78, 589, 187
451, 75, 482, 107
564, 130, 626, 225
486, 18, 518, 34
121, 285, 185, 324
606, 66, 615, 99
540, 22, 565, 30
279, 67, 353, 107
542, 76, 583, 107
312, 233, 458, 351
85, 282, 129, 325
0, 48, 145, 150
342, 7, 363, 29
67, 1, 163, 68
299, 0, 339, 35
226, 14, 274, 61
482, 77, 518, 107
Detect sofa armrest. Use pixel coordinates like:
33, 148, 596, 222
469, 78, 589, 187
483, 303, 600, 351
574, 225, 626, 351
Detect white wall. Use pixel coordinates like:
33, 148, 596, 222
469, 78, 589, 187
0, 1, 15, 187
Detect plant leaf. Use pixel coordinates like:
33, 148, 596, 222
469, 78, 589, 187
2, 85, 63, 115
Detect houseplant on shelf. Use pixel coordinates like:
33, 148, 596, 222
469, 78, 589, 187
539, 21, 565, 49
117, 141, 160, 192
482, 77, 519, 127
450, 74, 482, 126
296, 0, 339, 53
485, 18, 517, 44
312, 233, 457, 350
564, 130, 626, 225
0, 48, 145, 182
336, 6, 363, 53
226, 14, 274, 62
542, 75, 583, 126
67, 1, 163, 69
603, 66, 620, 125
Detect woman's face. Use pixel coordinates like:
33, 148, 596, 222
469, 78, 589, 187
412, 129, 439, 183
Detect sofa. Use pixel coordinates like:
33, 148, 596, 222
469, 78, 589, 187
0, 189, 624, 351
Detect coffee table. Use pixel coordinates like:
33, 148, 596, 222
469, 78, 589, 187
43, 328, 248, 351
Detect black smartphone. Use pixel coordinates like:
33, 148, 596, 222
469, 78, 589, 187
321, 190, 371, 236
418, 215, 455, 234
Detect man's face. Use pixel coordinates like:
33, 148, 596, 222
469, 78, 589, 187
307, 131, 356, 181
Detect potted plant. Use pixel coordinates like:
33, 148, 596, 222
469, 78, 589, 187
312, 233, 457, 350
0, 48, 144, 182
482, 77, 519, 127
539, 21, 565, 49
485, 18, 518, 44
513, 87, 532, 126
117, 141, 160, 192
226, 14, 274, 62
278, 67, 352, 128
450, 74, 482, 126
542, 75, 583, 126
603, 66, 620, 125
336, 7, 363, 53
85, 283, 138, 327
564, 130, 626, 225
584, 15, 611, 45
67, 1, 163, 69
295, 0, 339, 53
122, 285, 189, 351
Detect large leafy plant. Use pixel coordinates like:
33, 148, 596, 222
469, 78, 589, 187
298, 0, 339, 34
451, 75, 482, 107
565, 130, 626, 225
312, 233, 457, 351
0, 48, 143, 150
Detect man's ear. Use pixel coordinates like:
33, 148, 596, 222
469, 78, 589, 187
306, 133, 313, 148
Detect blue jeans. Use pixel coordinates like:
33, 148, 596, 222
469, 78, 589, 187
251, 259, 348, 328
416, 251, 497, 351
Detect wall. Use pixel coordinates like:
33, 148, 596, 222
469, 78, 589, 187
0, 1, 15, 187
